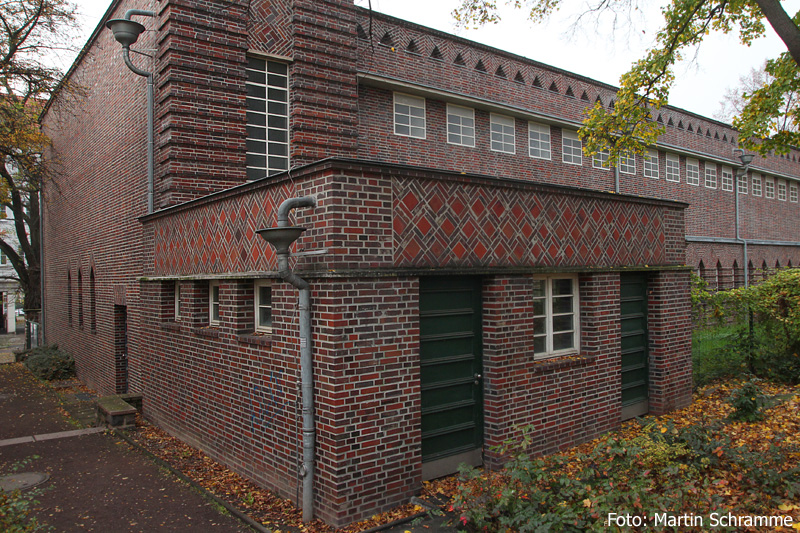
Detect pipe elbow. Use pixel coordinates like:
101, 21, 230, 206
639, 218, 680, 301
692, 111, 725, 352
277, 196, 317, 227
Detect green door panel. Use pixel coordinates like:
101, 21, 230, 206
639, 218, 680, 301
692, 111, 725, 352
620, 273, 649, 420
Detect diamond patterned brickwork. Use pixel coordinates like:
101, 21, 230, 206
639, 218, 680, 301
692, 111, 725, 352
148, 182, 297, 276
394, 177, 679, 269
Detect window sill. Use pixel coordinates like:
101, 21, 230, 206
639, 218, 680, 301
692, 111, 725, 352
194, 326, 221, 339
160, 322, 181, 333
238, 333, 272, 348
531, 353, 592, 373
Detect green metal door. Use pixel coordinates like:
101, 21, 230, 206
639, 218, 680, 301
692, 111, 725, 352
419, 277, 483, 480
620, 273, 649, 420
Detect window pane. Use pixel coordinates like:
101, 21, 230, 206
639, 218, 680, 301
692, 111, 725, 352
532, 280, 546, 298
552, 278, 574, 296
552, 314, 574, 333
552, 295, 573, 314
552, 332, 575, 351
533, 298, 545, 316
534, 336, 546, 354
534, 317, 546, 335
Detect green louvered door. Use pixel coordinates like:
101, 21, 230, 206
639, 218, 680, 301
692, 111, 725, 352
620, 273, 649, 420
420, 277, 483, 480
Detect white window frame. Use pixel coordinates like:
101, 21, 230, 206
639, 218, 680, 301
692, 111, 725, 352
778, 180, 787, 201
721, 167, 733, 192
752, 173, 762, 197
490, 113, 516, 154
737, 172, 748, 195
686, 159, 700, 186
532, 275, 580, 359
254, 281, 273, 333
209, 281, 220, 325
790, 183, 798, 203
644, 149, 659, 179
765, 177, 775, 199
394, 92, 426, 139
528, 122, 551, 160
246, 57, 289, 180
562, 130, 582, 165
618, 152, 636, 175
665, 153, 680, 183
592, 150, 610, 169
704, 165, 717, 189
174, 281, 181, 320
446, 104, 475, 147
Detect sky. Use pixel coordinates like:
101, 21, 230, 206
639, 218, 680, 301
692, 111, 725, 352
66, 0, 800, 122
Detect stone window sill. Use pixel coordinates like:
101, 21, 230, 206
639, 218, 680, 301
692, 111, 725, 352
238, 333, 272, 348
160, 322, 181, 333
194, 326, 221, 339
531, 353, 591, 373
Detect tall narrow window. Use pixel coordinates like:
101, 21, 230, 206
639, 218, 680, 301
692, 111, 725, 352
704, 165, 717, 189
490, 113, 515, 154
665, 153, 680, 182
77, 269, 84, 329
246, 58, 289, 180
394, 93, 426, 138
528, 122, 551, 159
765, 177, 775, 199
752, 173, 762, 196
532, 276, 579, 359
686, 159, 700, 186
67, 272, 73, 327
562, 130, 582, 165
90, 268, 96, 333
209, 282, 220, 325
255, 281, 273, 333
446, 104, 475, 147
644, 149, 659, 179
618, 152, 636, 175
174, 281, 181, 320
790, 183, 798, 203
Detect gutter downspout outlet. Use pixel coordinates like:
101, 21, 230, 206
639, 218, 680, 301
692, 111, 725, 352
256, 195, 317, 522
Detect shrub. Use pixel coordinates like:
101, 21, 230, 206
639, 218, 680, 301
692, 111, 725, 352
727, 379, 767, 422
23, 345, 75, 381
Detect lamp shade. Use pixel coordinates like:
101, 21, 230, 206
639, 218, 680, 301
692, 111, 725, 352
106, 19, 146, 47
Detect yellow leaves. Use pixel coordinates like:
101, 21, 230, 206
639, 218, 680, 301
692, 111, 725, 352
582, 498, 592, 508
778, 503, 799, 512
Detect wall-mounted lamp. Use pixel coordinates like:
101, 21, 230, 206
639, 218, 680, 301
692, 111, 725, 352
106, 9, 156, 213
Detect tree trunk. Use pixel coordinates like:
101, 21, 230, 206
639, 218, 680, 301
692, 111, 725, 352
754, 0, 800, 67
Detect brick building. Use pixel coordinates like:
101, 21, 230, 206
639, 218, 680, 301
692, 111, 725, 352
40, 0, 799, 526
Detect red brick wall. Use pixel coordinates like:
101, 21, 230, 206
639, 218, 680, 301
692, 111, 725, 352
648, 270, 693, 414
482, 273, 622, 465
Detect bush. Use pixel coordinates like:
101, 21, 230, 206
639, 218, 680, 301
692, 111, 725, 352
727, 379, 767, 422
23, 345, 75, 381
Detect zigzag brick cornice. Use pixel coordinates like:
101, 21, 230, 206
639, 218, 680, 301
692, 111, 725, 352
393, 177, 670, 269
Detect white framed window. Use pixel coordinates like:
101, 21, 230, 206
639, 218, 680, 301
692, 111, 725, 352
737, 172, 748, 195
618, 152, 636, 175
447, 104, 475, 147
704, 165, 717, 189
593, 150, 610, 169
394, 93, 426, 139
254, 281, 273, 332
246, 58, 290, 180
490, 113, 515, 154
209, 281, 220, 325
790, 183, 798, 203
562, 130, 582, 165
532, 275, 579, 359
765, 177, 775, 199
644, 149, 659, 179
665, 153, 680, 182
174, 281, 181, 320
528, 122, 551, 160
721, 167, 733, 192
686, 159, 700, 186
752, 173, 762, 196
778, 180, 787, 201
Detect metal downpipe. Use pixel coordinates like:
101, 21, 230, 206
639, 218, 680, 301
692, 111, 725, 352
274, 196, 316, 522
